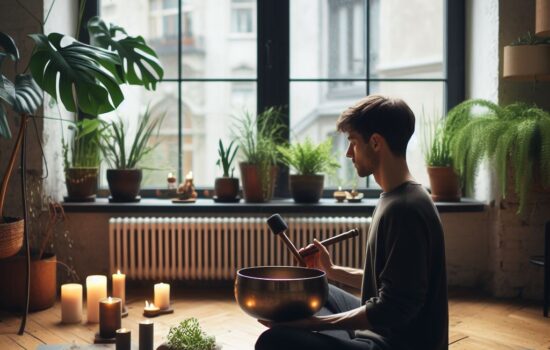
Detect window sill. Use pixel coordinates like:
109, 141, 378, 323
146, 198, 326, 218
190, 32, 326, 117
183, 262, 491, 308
62, 198, 486, 214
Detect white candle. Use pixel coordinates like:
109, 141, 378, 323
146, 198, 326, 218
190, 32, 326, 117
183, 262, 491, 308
112, 270, 126, 308
86, 275, 107, 323
61, 283, 82, 323
154, 283, 170, 310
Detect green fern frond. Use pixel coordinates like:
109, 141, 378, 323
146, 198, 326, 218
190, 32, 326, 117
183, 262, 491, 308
539, 117, 550, 187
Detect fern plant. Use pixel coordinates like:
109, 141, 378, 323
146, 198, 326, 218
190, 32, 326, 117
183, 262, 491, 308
277, 137, 340, 175
449, 99, 550, 215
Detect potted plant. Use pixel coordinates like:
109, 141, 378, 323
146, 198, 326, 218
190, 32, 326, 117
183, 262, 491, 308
63, 118, 106, 202
448, 99, 550, 215
214, 139, 240, 202
277, 137, 340, 203
503, 32, 550, 80
101, 107, 164, 202
233, 107, 285, 203
421, 113, 461, 202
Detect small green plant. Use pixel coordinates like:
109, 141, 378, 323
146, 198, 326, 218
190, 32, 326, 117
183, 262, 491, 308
101, 106, 164, 169
449, 99, 550, 215
62, 118, 106, 171
510, 31, 550, 46
166, 318, 216, 350
216, 139, 239, 177
277, 137, 340, 175
421, 112, 453, 167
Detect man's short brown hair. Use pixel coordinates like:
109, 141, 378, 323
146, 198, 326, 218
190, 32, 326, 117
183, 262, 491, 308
336, 95, 415, 157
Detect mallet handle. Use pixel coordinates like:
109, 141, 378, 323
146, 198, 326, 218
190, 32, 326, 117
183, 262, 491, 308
299, 228, 360, 258
280, 233, 307, 267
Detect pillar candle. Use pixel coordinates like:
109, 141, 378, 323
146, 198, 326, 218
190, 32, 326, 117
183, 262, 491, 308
112, 270, 126, 308
154, 283, 170, 310
61, 283, 82, 324
99, 297, 121, 339
86, 275, 107, 323
116, 328, 131, 350
139, 319, 154, 350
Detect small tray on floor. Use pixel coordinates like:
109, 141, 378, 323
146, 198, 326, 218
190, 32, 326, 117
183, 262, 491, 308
94, 332, 116, 344
143, 306, 174, 318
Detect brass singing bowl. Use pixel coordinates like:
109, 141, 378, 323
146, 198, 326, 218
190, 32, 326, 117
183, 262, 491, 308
235, 266, 328, 322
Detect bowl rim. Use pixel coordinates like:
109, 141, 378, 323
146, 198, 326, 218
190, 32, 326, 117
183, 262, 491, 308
236, 266, 326, 281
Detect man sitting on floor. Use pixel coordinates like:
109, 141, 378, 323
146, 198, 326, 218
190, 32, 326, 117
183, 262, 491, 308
256, 95, 449, 350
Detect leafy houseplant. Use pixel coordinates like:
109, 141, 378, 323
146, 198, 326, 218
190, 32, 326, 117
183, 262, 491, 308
448, 99, 550, 215
421, 114, 461, 202
214, 139, 239, 202
101, 107, 164, 202
233, 107, 286, 203
277, 137, 340, 203
63, 118, 106, 201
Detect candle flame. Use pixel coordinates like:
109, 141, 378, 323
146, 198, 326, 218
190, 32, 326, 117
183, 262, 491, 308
117, 269, 121, 274
338, 186, 342, 191
168, 172, 173, 178
185, 171, 193, 180
108, 297, 112, 303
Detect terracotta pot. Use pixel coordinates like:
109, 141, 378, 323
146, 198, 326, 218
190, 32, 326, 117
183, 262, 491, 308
215, 177, 239, 201
65, 167, 98, 200
0, 253, 57, 312
503, 45, 550, 80
289, 174, 324, 203
0, 217, 24, 259
107, 169, 142, 202
427, 166, 461, 202
239, 163, 277, 203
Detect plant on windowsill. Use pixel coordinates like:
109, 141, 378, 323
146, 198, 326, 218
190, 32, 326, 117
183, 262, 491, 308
277, 137, 340, 203
100, 106, 164, 202
448, 99, 550, 216
421, 112, 462, 202
233, 107, 286, 203
503, 32, 550, 80
214, 139, 240, 202
62, 118, 106, 202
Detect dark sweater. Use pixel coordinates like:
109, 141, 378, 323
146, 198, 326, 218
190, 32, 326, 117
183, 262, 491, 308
358, 181, 448, 350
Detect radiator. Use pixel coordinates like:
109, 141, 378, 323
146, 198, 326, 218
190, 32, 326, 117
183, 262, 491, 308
109, 216, 371, 280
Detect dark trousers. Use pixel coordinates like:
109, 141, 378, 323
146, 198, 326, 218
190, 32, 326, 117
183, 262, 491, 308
255, 285, 391, 350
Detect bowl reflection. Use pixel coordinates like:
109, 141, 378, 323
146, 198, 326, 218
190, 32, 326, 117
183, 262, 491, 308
235, 266, 328, 322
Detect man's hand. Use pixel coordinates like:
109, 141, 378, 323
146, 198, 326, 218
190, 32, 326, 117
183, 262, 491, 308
258, 316, 324, 330
299, 239, 334, 275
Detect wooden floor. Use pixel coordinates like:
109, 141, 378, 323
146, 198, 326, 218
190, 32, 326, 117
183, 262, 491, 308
0, 287, 549, 350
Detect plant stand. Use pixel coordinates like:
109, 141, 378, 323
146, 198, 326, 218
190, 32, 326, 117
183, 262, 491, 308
18, 115, 30, 335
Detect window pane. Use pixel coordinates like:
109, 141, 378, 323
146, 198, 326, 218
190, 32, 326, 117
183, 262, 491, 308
181, 82, 257, 187
290, 81, 367, 188
99, 82, 179, 188
100, 0, 257, 80
291, 0, 367, 79
370, 81, 445, 187
370, 0, 444, 79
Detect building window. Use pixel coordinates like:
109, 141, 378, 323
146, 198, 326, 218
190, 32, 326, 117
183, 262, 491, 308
93, 0, 462, 192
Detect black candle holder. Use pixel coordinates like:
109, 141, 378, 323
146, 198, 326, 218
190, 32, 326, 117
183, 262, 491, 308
143, 306, 174, 318
94, 332, 116, 344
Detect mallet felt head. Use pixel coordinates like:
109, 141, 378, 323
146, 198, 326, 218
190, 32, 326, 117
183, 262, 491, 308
267, 214, 288, 235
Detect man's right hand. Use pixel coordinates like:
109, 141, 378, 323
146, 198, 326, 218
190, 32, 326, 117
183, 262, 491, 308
299, 239, 334, 274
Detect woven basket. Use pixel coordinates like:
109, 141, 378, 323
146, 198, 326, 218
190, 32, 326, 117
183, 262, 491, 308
0, 217, 24, 259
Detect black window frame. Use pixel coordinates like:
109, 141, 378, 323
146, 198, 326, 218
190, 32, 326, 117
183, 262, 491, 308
84, 0, 464, 198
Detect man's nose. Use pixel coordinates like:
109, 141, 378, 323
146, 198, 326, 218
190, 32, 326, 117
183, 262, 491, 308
345, 144, 353, 158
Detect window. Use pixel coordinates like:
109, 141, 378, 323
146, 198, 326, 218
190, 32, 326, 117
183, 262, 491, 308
92, 0, 463, 193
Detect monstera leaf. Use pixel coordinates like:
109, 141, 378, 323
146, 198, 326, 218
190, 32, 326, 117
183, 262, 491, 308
88, 16, 164, 90
29, 33, 124, 116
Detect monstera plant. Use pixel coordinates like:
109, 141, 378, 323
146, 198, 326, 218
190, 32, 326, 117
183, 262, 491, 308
0, 2, 163, 322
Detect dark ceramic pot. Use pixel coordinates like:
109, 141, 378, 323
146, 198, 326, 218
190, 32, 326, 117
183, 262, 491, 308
289, 174, 324, 203
106, 169, 143, 202
214, 177, 239, 201
427, 166, 461, 202
65, 167, 98, 201
239, 163, 277, 203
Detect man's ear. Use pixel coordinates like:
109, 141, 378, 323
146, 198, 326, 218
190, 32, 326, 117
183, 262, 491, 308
370, 133, 382, 150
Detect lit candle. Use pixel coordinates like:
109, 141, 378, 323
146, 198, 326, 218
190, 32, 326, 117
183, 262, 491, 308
99, 297, 121, 339
139, 319, 154, 350
86, 275, 107, 323
154, 283, 170, 310
185, 171, 193, 180
143, 300, 160, 317
112, 270, 126, 309
61, 283, 82, 324
333, 186, 346, 202
116, 328, 131, 350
